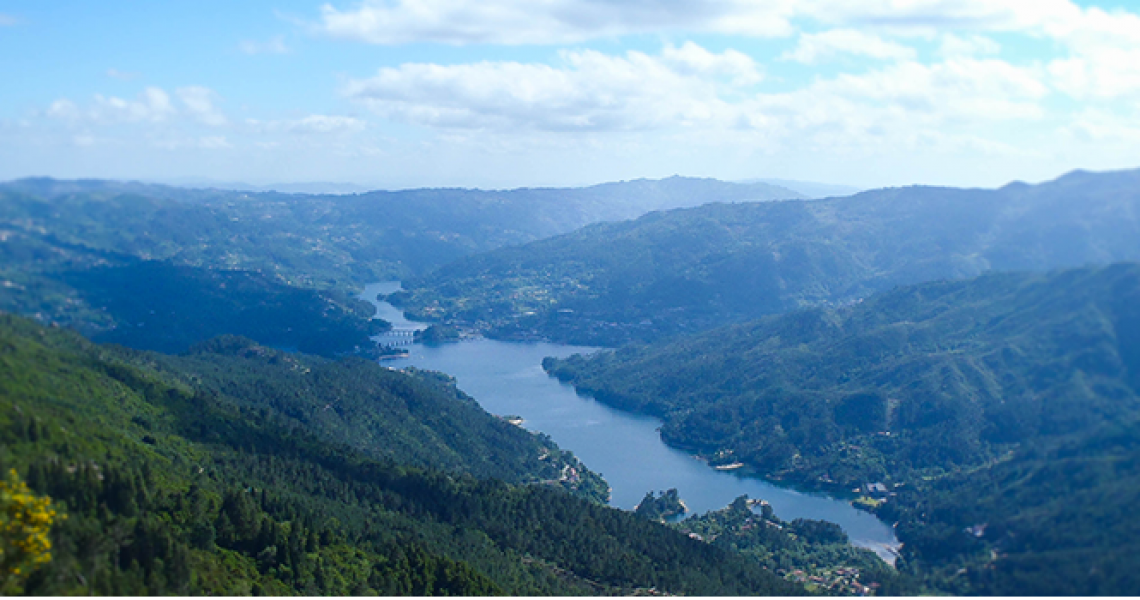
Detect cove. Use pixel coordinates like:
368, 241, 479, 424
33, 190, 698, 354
363, 282, 900, 562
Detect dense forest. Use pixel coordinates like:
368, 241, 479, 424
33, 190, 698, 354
545, 262, 1140, 593
398, 168, 1140, 345
0, 312, 804, 595
0, 224, 383, 357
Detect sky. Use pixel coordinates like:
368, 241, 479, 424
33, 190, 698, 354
1, 0, 1139, 190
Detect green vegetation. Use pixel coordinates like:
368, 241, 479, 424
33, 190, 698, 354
0, 176, 799, 288
401, 168, 1140, 345
676, 496, 914, 596
0, 312, 802, 595
545, 262, 1140, 593
879, 419, 1140, 594
633, 488, 686, 521
546, 263, 1140, 486
0, 176, 797, 355
0, 469, 59, 594
413, 324, 462, 344
135, 336, 607, 497
0, 224, 384, 357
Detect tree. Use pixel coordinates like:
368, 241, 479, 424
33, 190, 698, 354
0, 468, 60, 594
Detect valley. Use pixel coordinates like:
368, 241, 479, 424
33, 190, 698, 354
9, 3, 1140, 595
3, 169, 1140, 595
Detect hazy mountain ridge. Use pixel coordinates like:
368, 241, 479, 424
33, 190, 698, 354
0, 175, 799, 355
399, 168, 1140, 345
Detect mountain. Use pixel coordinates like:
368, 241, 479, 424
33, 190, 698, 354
0, 232, 383, 357
398, 167, 1140, 345
0, 176, 800, 353
543, 262, 1140, 594
545, 262, 1140, 484
0, 175, 801, 285
0, 312, 802, 595
743, 178, 861, 199
882, 417, 1140, 595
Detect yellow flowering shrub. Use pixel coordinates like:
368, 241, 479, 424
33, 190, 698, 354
0, 468, 59, 593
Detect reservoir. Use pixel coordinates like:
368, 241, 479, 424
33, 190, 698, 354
363, 282, 899, 562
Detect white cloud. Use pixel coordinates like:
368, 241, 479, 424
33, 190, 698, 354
315, 0, 796, 45
938, 34, 1001, 58
239, 36, 290, 55
197, 135, 231, 149
177, 86, 227, 126
42, 86, 231, 129
91, 87, 176, 123
344, 40, 1050, 148
799, 0, 1080, 33
46, 99, 81, 121
781, 29, 916, 64
343, 44, 758, 132
1044, 8, 1140, 100
1060, 108, 1140, 144
739, 58, 1049, 147
662, 42, 763, 85
247, 115, 367, 135
106, 68, 141, 81
311, 0, 1105, 45
0, 13, 19, 26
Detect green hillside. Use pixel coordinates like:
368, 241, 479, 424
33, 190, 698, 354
544, 262, 1140, 593
0, 312, 802, 595
881, 418, 1140, 594
400, 168, 1140, 345
0, 176, 798, 355
546, 263, 1140, 484
0, 176, 799, 289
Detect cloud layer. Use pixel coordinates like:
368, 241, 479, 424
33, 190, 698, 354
8, 0, 1140, 188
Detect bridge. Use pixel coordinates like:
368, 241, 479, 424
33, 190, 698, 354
376, 327, 422, 347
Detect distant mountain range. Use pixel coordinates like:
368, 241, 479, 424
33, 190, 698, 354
740, 177, 861, 199
398, 168, 1140, 345
0, 175, 800, 354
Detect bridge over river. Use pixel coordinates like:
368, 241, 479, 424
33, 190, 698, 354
377, 327, 420, 346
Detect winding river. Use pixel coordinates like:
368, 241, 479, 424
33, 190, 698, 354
362, 282, 900, 562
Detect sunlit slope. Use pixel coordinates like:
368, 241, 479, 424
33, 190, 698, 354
401, 168, 1140, 345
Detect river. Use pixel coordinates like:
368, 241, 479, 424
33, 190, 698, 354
362, 282, 900, 562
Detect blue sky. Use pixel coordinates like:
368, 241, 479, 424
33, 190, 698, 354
2, 0, 1139, 190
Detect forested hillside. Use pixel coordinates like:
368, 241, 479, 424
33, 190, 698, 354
400, 168, 1140, 345
0, 176, 799, 288
881, 416, 1140, 594
0, 231, 383, 357
545, 262, 1140, 593
0, 312, 801, 595
546, 263, 1140, 485
0, 176, 797, 355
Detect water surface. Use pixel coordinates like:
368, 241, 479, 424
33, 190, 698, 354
362, 282, 899, 561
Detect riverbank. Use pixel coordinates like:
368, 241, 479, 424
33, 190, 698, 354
360, 283, 900, 562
